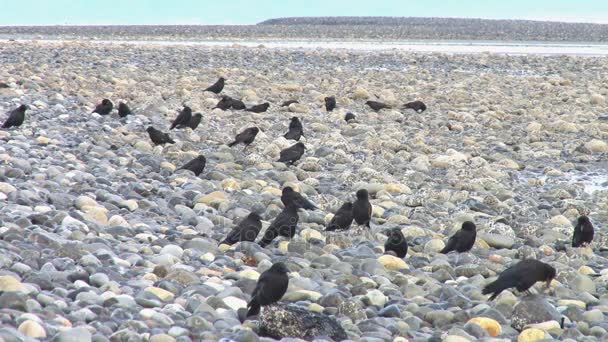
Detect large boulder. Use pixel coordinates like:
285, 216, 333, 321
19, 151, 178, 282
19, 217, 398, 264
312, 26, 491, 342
259, 304, 347, 341
511, 295, 560, 331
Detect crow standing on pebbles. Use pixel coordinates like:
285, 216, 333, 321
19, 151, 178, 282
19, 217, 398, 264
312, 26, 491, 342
170, 106, 192, 130
258, 206, 299, 247
281, 186, 317, 210
283, 116, 303, 141
404, 100, 427, 113
228, 127, 259, 148
326, 202, 354, 231
281, 100, 299, 107
146, 126, 175, 145
205, 77, 225, 94
572, 216, 594, 247
246, 262, 290, 317
219, 212, 263, 246
325, 96, 336, 112
440, 221, 477, 254
188, 113, 203, 130
93, 99, 113, 115
365, 100, 391, 112
352, 189, 372, 228
246, 102, 270, 113
344, 112, 356, 122
118, 102, 132, 117
2, 104, 27, 128
482, 259, 556, 300
278, 142, 306, 165
177, 155, 206, 176
384, 228, 408, 258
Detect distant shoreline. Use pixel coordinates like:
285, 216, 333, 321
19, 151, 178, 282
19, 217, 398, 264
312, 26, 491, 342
1, 16, 607, 42
3, 38, 608, 57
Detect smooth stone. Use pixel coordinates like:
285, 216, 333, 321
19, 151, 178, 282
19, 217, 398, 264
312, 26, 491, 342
18, 320, 46, 338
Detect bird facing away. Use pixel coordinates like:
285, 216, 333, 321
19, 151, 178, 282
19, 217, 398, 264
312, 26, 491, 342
219, 212, 263, 246
170, 106, 193, 130
404, 100, 427, 113
283, 116, 303, 141
326, 202, 354, 231
344, 112, 356, 122
178, 155, 206, 176
228, 127, 259, 147
205, 77, 225, 94
258, 206, 299, 247
146, 126, 175, 146
572, 216, 594, 247
246, 262, 290, 317
365, 100, 391, 112
188, 113, 203, 130
93, 99, 113, 115
281, 186, 317, 211
325, 96, 336, 112
281, 100, 299, 107
2, 104, 27, 128
246, 102, 270, 113
118, 102, 132, 117
352, 189, 372, 227
278, 142, 306, 165
440, 221, 477, 254
214, 95, 233, 110
384, 228, 408, 258
482, 259, 556, 301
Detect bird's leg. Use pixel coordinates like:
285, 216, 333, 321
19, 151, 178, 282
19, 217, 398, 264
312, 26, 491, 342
455, 254, 461, 265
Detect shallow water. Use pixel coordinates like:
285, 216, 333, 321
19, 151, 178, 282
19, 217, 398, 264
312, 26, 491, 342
3, 38, 608, 56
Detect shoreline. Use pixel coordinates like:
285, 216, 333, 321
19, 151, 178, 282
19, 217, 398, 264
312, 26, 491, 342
3, 38, 608, 56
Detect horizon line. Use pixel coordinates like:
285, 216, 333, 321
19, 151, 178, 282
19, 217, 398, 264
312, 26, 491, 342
1, 15, 608, 27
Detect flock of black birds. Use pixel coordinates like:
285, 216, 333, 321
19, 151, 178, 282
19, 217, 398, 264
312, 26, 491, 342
1, 76, 599, 324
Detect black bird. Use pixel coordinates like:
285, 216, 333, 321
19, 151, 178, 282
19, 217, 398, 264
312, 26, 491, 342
2, 104, 27, 128
572, 216, 594, 247
384, 228, 408, 258
281, 100, 299, 107
219, 212, 263, 246
118, 102, 132, 117
178, 155, 206, 176
440, 221, 477, 254
230, 99, 246, 110
205, 77, 225, 94
281, 186, 317, 210
482, 259, 556, 300
246, 102, 270, 113
214, 95, 233, 110
188, 113, 203, 130
325, 96, 336, 112
344, 112, 356, 122
258, 206, 299, 247
228, 127, 259, 147
170, 106, 193, 130
92, 99, 113, 115
278, 142, 306, 165
365, 100, 391, 112
246, 262, 290, 317
352, 189, 372, 227
326, 202, 354, 231
147, 126, 175, 145
283, 117, 303, 141
404, 100, 427, 113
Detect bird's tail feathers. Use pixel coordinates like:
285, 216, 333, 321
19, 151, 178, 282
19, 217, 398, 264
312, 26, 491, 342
246, 298, 261, 317
228, 141, 238, 147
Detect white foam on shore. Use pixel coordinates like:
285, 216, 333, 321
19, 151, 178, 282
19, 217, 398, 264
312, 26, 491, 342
3, 38, 608, 56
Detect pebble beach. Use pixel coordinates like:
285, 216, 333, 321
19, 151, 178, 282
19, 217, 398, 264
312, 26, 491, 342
0, 38, 608, 342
